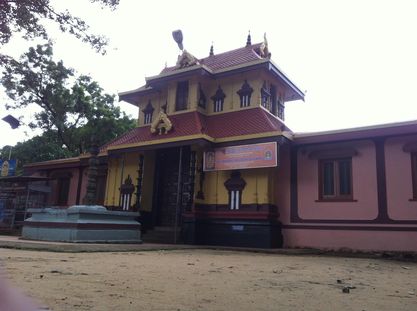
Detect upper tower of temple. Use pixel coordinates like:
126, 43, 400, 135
119, 32, 304, 126
104, 32, 304, 153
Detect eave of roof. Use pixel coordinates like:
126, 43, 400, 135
23, 156, 81, 168
102, 107, 287, 153
146, 64, 212, 82
118, 85, 155, 105
293, 119, 417, 145
118, 42, 305, 105
268, 61, 304, 101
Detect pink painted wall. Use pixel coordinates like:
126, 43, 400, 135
297, 140, 378, 220
385, 135, 417, 220
280, 136, 417, 252
282, 228, 417, 252
46, 168, 80, 207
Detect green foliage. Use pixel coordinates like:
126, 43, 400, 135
0, 0, 119, 53
0, 131, 72, 165
1, 43, 136, 159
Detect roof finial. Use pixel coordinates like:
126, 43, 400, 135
246, 30, 251, 46
259, 32, 270, 58
209, 41, 214, 56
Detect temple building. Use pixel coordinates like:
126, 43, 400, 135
97, 32, 302, 247
21, 32, 417, 251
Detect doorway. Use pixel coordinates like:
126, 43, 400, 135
152, 146, 192, 228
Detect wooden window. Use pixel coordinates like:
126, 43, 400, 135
143, 101, 154, 125
319, 158, 353, 200
230, 190, 241, 210
277, 100, 285, 120
270, 84, 277, 115
198, 83, 206, 109
211, 85, 226, 113
224, 171, 246, 210
261, 81, 271, 110
237, 80, 253, 108
175, 81, 189, 111
412, 152, 417, 199
214, 99, 223, 112
144, 113, 152, 124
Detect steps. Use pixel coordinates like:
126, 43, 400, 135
141, 226, 182, 244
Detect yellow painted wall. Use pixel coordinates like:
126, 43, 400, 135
198, 165, 275, 206
121, 153, 139, 207
104, 151, 155, 210
258, 70, 286, 104
202, 71, 262, 115
105, 146, 277, 209
137, 92, 166, 127
104, 156, 121, 206
134, 67, 287, 127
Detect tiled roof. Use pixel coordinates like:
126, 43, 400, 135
103, 107, 284, 151
24, 156, 80, 168
205, 108, 282, 139
101, 111, 206, 151
160, 43, 263, 74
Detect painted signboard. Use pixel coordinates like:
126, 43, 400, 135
0, 160, 17, 177
203, 142, 277, 171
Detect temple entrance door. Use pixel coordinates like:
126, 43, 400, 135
153, 147, 192, 228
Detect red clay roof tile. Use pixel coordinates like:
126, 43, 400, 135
102, 108, 284, 151
205, 108, 282, 139
161, 43, 263, 74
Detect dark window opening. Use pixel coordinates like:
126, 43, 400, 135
211, 85, 226, 113
224, 171, 246, 210
175, 81, 189, 111
319, 158, 353, 200
270, 84, 277, 115
198, 83, 206, 109
143, 100, 154, 125
261, 81, 271, 110
277, 100, 285, 120
237, 80, 253, 108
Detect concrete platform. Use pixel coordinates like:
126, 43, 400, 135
22, 206, 141, 243
0, 235, 198, 252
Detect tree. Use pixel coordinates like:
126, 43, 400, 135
0, 131, 72, 164
1, 43, 136, 157
0, 0, 119, 54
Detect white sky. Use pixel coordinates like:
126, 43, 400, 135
1, 0, 417, 148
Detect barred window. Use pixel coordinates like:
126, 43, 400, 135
211, 85, 226, 113
319, 158, 353, 200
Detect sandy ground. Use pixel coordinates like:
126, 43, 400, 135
0, 249, 416, 311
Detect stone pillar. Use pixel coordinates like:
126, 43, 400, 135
83, 144, 100, 205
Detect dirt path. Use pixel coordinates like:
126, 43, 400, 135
1, 249, 416, 310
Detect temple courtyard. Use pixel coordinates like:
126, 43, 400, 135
0, 247, 416, 310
